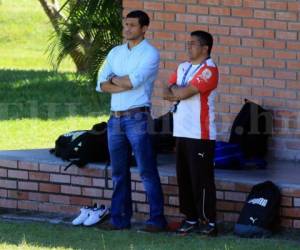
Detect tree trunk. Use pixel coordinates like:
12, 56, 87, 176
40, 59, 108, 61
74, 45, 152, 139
38, 0, 90, 72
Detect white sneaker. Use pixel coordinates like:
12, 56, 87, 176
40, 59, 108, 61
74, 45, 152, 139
83, 205, 109, 226
72, 204, 97, 226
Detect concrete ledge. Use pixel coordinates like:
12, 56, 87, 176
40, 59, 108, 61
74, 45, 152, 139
0, 149, 300, 228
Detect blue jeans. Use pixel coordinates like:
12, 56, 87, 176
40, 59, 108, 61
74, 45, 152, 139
107, 112, 167, 229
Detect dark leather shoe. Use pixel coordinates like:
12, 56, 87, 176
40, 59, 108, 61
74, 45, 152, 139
140, 224, 166, 233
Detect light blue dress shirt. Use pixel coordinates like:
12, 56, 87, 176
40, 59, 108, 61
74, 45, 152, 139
96, 39, 160, 111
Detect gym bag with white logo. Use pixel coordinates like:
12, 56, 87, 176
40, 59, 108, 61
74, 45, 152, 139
234, 181, 281, 238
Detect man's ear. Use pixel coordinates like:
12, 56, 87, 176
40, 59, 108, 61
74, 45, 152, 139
142, 25, 149, 34
203, 45, 209, 55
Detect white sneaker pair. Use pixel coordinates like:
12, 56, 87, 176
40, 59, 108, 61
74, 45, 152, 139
72, 204, 109, 226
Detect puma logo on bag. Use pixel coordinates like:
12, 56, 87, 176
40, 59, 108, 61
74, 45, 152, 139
198, 152, 205, 158
249, 217, 258, 224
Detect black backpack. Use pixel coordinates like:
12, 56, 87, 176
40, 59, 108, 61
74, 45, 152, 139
214, 99, 272, 170
229, 99, 273, 158
234, 181, 281, 238
50, 122, 110, 170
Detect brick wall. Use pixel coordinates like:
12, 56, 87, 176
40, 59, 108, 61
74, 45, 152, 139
123, 0, 300, 161
1, 159, 300, 228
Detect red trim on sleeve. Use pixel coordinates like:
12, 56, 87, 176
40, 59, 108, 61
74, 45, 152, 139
190, 65, 218, 94
168, 67, 178, 86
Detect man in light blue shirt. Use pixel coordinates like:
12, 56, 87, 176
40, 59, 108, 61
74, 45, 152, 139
96, 10, 167, 232
96, 34, 159, 111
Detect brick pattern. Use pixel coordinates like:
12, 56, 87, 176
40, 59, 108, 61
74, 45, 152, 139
123, 0, 300, 160
1, 160, 300, 228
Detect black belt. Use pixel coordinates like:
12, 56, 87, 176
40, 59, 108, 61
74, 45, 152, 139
110, 107, 150, 118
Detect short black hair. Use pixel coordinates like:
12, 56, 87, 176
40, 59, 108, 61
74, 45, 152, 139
190, 30, 213, 55
126, 10, 150, 27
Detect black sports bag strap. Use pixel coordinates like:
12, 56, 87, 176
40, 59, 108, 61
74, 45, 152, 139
104, 161, 110, 189
64, 162, 74, 171
63, 159, 86, 171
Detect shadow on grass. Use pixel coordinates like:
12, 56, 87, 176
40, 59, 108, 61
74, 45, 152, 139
0, 220, 300, 250
0, 69, 110, 120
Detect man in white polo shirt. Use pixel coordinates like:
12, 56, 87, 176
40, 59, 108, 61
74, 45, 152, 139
96, 10, 167, 232
163, 31, 218, 236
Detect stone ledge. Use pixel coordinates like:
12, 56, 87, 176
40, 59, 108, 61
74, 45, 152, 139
1, 149, 300, 228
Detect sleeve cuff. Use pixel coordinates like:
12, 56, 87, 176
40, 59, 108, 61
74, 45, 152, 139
96, 81, 104, 92
190, 79, 201, 92
128, 73, 140, 89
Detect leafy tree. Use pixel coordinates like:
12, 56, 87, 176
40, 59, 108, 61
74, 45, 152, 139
39, 0, 122, 79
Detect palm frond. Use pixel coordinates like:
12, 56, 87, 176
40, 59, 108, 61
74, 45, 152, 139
48, 0, 122, 78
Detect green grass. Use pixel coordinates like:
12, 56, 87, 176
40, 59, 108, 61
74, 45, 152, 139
0, 69, 110, 149
1, 1, 300, 249
0, 0, 74, 71
0, 0, 110, 149
0, 221, 299, 250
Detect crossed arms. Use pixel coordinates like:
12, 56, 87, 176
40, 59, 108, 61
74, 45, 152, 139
163, 84, 199, 102
163, 67, 218, 101
100, 76, 132, 93
97, 48, 160, 94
